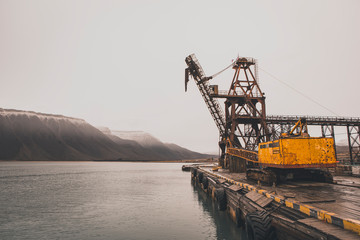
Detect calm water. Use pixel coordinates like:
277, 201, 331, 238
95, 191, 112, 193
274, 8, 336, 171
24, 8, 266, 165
0, 162, 246, 240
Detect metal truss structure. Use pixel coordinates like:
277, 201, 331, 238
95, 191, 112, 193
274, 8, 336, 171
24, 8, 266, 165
210, 57, 270, 151
347, 125, 360, 164
185, 54, 226, 137
266, 115, 360, 164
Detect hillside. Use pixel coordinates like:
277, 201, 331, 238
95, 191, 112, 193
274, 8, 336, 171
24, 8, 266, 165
106, 130, 210, 160
0, 108, 209, 161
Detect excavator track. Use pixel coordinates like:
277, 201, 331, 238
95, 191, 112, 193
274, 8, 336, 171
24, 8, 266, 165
246, 167, 334, 185
246, 168, 277, 185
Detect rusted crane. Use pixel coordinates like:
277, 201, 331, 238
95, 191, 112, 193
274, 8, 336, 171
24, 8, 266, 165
185, 54, 270, 168
185, 54, 338, 184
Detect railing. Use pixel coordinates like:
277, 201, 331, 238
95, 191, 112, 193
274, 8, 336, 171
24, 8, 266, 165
210, 90, 264, 98
189, 54, 206, 78
266, 115, 360, 126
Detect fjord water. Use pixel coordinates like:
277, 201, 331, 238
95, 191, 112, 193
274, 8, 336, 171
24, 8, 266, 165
0, 162, 246, 240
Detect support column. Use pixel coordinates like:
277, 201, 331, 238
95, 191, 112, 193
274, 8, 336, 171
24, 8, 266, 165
347, 125, 360, 165
321, 125, 337, 161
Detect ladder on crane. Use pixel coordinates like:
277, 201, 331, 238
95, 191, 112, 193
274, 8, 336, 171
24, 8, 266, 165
185, 54, 226, 138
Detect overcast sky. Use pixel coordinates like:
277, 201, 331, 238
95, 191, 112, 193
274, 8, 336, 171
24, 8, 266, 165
1, 0, 359, 153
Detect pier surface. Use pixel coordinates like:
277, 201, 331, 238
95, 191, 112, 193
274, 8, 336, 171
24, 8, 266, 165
206, 167, 360, 220
194, 165, 360, 238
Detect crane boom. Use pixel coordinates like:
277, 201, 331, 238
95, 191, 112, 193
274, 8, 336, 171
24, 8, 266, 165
185, 54, 226, 137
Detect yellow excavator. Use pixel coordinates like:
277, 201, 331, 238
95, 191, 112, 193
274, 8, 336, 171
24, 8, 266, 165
227, 118, 336, 184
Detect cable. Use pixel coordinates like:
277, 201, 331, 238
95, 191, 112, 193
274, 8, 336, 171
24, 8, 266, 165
259, 67, 339, 116
209, 61, 236, 79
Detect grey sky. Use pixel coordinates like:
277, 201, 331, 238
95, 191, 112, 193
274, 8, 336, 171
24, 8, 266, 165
1, 0, 359, 153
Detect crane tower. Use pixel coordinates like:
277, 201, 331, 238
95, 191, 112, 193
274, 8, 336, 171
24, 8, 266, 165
221, 57, 270, 150
185, 54, 270, 167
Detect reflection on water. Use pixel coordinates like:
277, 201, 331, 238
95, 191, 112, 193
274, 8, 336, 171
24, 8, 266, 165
0, 162, 246, 240
191, 181, 247, 240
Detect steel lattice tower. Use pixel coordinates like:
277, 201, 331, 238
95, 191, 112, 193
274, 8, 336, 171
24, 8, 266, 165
223, 57, 270, 151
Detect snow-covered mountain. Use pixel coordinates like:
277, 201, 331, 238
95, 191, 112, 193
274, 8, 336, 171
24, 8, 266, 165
111, 131, 163, 147
99, 129, 211, 160
0, 108, 209, 161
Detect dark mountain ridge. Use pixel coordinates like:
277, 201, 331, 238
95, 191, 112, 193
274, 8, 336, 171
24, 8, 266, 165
0, 108, 209, 161
103, 129, 208, 161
